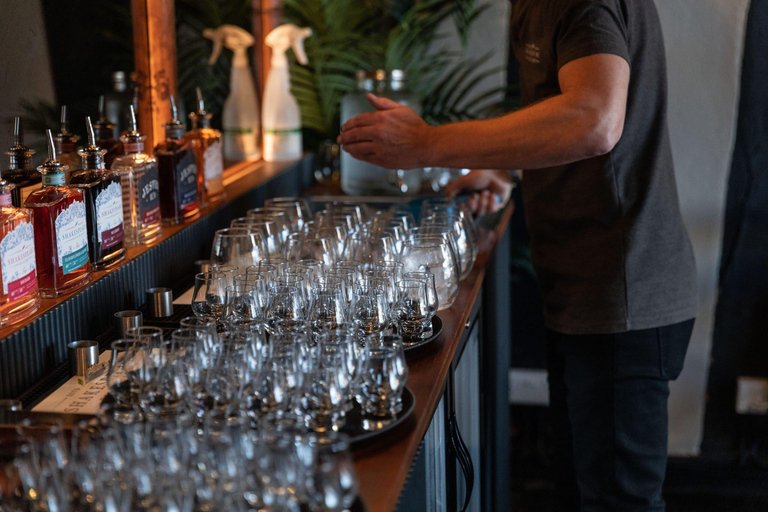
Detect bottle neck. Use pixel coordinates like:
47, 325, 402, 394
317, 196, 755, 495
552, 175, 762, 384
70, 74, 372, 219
42, 172, 66, 187
8, 153, 33, 170
123, 141, 145, 154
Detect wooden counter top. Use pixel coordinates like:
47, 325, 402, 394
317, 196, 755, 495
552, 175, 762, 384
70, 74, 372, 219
354, 203, 513, 512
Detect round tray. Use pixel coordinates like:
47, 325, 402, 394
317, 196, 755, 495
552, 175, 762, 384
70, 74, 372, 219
402, 315, 443, 352
342, 387, 415, 446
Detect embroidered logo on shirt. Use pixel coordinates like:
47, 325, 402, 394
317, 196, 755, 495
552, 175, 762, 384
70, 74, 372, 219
524, 43, 541, 63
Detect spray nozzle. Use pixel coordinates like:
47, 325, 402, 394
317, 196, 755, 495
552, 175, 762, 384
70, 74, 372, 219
204, 24, 254, 68
265, 24, 312, 67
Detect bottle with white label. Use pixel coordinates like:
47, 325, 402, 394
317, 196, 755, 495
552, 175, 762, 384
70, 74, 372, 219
155, 95, 200, 226
0, 179, 40, 324
185, 87, 225, 206
70, 117, 126, 270
25, 130, 91, 298
112, 105, 162, 247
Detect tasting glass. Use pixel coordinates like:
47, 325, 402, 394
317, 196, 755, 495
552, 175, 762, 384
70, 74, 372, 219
210, 227, 266, 268
265, 197, 312, 231
401, 237, 459, 310
307, 288, 348, 344
300, 348, 350, 433
394, 280, 429, 339
106, 339, 144, 420
230, 216, 283, 257
295, 433, 358, 512
192, 271, 228, 324
403, 271, 438, 334
223, 284, 261, 329
359, 344, 409, 431
343, 234, 397, 271
265, 284, 305, 335
298, 258, 325, 280
351, 283, 389, 340
408, 226, 462, 279
422, 214, 476, 279
246, 263, 278, 284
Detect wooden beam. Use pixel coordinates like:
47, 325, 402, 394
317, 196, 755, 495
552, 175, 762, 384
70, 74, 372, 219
132, 0, 177, 150
252, 0, 283, 100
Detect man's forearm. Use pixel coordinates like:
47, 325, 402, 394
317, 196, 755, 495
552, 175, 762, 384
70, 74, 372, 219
423, 92, 622, 170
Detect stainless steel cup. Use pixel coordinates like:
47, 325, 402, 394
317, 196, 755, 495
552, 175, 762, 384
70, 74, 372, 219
147, 287, 173, 317
68, 340, 99, 377
114, 310, 143, 338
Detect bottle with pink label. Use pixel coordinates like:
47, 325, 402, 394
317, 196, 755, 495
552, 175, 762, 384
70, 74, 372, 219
70, 117, 126, 270
0, 179, 40, 324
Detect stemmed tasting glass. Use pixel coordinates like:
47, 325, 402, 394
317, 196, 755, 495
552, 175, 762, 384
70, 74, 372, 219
210, 227, 266, 268
192, 271, 228, 325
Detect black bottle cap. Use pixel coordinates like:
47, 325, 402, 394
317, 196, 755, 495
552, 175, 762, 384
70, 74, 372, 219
93, 95, 116, 141
164, 95, 187, 140
6, 117, 35, 169
78, 117, 107, 170
188, 87, 212, 130
54, 106, 80, 153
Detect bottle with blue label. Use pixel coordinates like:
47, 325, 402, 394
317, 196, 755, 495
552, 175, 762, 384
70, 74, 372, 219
155, 95, 200, 225
70, 117, 126, 270
25, 130, 91, 298
0, 179, 40, 324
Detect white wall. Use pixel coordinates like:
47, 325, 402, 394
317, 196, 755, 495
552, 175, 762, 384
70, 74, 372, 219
0, 0, 56, 158
655, 0, 750, 456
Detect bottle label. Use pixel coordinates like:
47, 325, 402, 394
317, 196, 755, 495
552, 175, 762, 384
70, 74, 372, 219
55, 200, 89, 275
203, 140, 224, 182
95, 181, 124, 250
264, 132, 302, 161
0, 193, 12, 207
42, 173, 66, 187
123, 142, 144, 153
0, 221, 37, 301
176, 155, 198, 209
139, 161, 161, 225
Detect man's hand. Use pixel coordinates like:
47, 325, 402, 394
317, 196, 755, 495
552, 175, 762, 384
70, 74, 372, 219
337, 94, 435, 170
445, 170, 514, 217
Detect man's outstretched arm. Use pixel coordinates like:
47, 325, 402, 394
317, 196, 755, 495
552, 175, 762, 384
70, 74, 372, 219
337, 53, 630, 171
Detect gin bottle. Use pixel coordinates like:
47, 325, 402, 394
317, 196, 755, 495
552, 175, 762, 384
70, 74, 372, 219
25, 130, 91, 298
0, 180, 40, 324
2, 117, 41, 207
54, 106, 81, 184
185, 87, 225, 206
112, 105, 161, 247
70, 117, 126, 270
155, 95, 200, 225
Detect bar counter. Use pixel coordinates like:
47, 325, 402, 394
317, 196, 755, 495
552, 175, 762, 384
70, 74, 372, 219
0, 156, 512, 512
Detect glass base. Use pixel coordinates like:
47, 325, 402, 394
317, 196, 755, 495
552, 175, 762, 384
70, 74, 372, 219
39, 271, 92, 298
0, 293, 41, 325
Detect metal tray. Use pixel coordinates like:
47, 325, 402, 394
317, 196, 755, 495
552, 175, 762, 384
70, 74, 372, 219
342, 387, 415, 446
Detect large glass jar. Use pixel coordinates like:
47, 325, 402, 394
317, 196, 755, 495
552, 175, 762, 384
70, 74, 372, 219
340, 70, 423, 196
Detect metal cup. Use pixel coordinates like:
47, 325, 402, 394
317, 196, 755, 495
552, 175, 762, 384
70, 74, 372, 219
147, 287, 173, 317
114, 310, 143, 338
68, 340, 99, 377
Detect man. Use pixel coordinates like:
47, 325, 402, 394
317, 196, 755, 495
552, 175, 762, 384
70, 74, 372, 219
338, 0, 697, 510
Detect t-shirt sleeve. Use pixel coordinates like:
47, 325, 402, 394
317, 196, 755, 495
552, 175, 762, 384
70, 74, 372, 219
554, 0, 631, 71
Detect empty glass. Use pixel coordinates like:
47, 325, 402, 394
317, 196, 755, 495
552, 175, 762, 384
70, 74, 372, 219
192, 271, 228, 324
211, 227, 266, 268
394, 280, 429, 339
401, 237, 459, 310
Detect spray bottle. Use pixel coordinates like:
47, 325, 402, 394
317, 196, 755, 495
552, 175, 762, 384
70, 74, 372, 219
262, 24, 312, 162
203, 24, 261, 161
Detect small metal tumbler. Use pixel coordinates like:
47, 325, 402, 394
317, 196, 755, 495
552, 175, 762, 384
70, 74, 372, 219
68, 340, 99, 377
114, 310, 143, 338
147, 287, 173, 317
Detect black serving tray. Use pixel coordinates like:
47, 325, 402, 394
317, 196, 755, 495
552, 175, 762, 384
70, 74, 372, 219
342, 387, 415, 447
402, 315, 443, 352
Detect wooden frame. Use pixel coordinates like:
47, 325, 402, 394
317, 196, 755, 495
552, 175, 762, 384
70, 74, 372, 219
131, 0, 283, 152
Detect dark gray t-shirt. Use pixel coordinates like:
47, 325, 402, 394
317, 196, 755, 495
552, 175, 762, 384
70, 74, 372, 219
510, 0, 698, 334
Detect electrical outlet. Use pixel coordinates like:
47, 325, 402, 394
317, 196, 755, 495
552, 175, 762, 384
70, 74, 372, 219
735, 376, 768, 414
509, 368, 549, 406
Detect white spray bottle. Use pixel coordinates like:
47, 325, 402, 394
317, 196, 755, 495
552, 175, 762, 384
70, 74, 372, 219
262, 24, 312, 162
203, 24, 261, 161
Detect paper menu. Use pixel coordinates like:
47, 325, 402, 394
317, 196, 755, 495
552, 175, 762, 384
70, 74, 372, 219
32, 351, 111, 416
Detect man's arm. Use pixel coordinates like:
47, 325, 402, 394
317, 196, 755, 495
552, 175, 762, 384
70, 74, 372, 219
337, 53, 630, 171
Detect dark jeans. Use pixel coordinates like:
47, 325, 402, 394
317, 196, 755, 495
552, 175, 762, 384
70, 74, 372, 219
546, 319, 694, 512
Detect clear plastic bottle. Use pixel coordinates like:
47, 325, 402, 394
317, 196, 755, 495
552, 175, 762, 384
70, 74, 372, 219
340, 70, 423, 196
112, 105, 162, 247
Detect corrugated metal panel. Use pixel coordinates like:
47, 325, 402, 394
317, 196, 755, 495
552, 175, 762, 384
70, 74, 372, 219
0, 157, 313, 399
